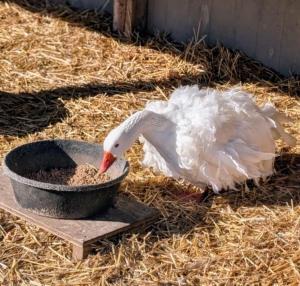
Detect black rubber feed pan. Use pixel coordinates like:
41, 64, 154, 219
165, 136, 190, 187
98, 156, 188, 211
2, 139, 129, 219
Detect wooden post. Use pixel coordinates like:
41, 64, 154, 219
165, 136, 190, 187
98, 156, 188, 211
113, 0, 148, 36
113, 0, 127, 32
72, 244, 93, 262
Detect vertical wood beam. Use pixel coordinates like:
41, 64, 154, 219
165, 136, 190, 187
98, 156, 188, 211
113, 0, 148, 36
113, 0, 127, 32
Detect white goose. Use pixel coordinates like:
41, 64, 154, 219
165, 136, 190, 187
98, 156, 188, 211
100, 86, 296, 201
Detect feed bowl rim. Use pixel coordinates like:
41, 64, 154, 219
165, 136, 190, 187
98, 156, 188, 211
2, 139, 130, 192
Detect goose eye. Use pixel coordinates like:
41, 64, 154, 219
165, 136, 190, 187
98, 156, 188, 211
114, 143, 119, 148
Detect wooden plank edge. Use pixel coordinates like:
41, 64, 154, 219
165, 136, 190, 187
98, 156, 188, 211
82, 210, 160, 247
73, 212, 160, 261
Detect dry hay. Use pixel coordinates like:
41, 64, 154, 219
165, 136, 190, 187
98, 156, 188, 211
1, 0, 300, 285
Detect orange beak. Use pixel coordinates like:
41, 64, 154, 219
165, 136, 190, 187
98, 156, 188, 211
100, 151, 116, 173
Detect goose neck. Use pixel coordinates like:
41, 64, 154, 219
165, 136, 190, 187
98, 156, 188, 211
122, 110, 164, 135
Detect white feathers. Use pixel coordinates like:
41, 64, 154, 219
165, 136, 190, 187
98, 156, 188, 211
140, 86, 296, 192
104, 85, 296, 193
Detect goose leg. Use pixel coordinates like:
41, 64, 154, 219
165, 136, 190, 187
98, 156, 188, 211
177, 187, 209, 203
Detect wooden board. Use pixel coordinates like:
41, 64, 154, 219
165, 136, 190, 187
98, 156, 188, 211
0, 170, 160, 261
113, 0, 127, 32
113, 0, 148, 35
125, 0, 148, 36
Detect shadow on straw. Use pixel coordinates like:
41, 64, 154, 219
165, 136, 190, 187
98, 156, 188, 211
0, 72, 199, 137
4, 0, 300, 90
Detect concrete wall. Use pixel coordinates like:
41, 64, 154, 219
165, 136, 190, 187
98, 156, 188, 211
58, 0, 300, 78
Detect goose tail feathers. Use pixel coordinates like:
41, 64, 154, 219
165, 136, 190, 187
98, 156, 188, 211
261, 103, 297, 147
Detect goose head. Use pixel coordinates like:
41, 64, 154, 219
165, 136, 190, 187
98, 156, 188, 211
100, 110, 165, 173
100, 125, 137, 173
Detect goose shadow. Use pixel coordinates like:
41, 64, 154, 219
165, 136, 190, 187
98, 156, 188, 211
104, 153, 300, 238
89, 153, 300, 259
212, 153, 300, 211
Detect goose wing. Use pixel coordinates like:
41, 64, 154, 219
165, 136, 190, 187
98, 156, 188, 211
142, 86, 295, 192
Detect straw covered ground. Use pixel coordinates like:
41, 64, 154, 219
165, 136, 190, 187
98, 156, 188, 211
1, 0, 300, 285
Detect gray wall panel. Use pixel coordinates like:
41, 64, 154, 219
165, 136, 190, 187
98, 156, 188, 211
255, 0, 286, 72
278, 0, 300, 76
233, 0, 258, 58
186, 0, 210, 43
207, 0, 236, 48
147, 0, 168, 35
147, 0, 300, 77
165, 0, 189, 42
